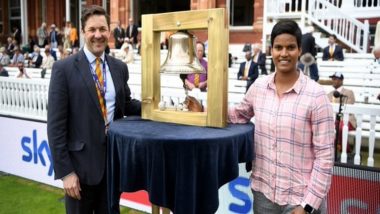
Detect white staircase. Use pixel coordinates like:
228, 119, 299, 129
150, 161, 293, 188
311, 31, 328, 50
263, 0, 371, 53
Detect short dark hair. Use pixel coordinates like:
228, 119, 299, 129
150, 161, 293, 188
270, 20, 302, 48
329, 34, 337, 40
81, 5, 110, 31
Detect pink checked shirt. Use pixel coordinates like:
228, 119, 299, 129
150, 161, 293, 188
228, 71, 335, 209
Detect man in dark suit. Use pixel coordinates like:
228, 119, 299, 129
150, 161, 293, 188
322, 34, 344, 61
0, 64, 9, 77
49, 24, 60, 49
252, 43, 267, 75
298, 26, 319, 81
12, 26, 22, 45
6, 37, 15, 58
125, 18, 138, 47
47, 5, 141, 214
28, 46, 43, 68
237, 50, 259, 92
113, 21, 125, 49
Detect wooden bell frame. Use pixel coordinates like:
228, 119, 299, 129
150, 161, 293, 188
141, 9, 228, 128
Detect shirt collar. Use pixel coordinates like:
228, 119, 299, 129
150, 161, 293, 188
267, 69, 304, 94
83, 45, 105, 64
336, 86, 343, 92
292, 70, 305, 94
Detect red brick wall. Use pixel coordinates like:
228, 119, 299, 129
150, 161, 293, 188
45, 0, 66, 30
0, 0, 9, 44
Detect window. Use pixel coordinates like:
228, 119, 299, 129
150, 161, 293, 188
0, 6, 3, 33
135, 0, 190, 27
106, 0, 110, 14
9, 0, 21, 32
69, 0, 80, 30
229, 0, 254, 26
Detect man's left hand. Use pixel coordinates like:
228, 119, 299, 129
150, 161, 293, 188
199, 82, 207, 90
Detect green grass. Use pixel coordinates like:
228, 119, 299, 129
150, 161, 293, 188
0, 174, 65, 214
0, 173, 146, 214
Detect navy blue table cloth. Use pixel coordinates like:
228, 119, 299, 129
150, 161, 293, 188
107, 116, 254, 214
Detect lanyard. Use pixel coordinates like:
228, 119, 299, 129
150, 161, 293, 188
89, 59, 107, 99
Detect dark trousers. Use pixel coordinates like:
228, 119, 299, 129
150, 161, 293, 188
298, 63, 319, 82
65, 173, 108, 214
252, 190, 327, 214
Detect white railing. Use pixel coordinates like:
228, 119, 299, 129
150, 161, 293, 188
353, 0, 380, 7
308, 0, 369, 53
333, 103, 380, 167
263, 0, 370, 53
0, 77, 49, 121
343, 0, 380, 18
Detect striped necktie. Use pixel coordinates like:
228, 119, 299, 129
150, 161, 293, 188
95, 57, 107, 123
194, 73, 200, 87
244, 61, 250, 77
329, 46, 334, 58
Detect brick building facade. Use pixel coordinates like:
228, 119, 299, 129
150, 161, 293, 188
0, 0, 264, 47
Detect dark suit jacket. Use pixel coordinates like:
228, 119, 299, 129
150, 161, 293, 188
33, 54, 43, 68
49, 30, 60, 44
301, 33, 316, 57
253, 51, 267, 74
126, 24, 138, 44
14, 29, 22, 45
0, 68, 9, 77
113, 27, 125, 49
322, 45, 344, 61
47, 50, 141, 185
7, 44, 15, 57
237, 61, 259, 82
50, 50, 57, 61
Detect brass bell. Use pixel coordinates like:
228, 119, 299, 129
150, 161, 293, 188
160, 31, 206, 74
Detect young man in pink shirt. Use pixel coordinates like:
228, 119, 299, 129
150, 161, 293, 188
228, 20, 335, 214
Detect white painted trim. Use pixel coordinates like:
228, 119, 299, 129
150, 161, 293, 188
20, 0, 28, 46
66, 0, 70, 22
229, 26, 253, 32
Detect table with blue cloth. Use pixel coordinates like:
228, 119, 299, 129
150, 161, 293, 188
107, 116, 254, 214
